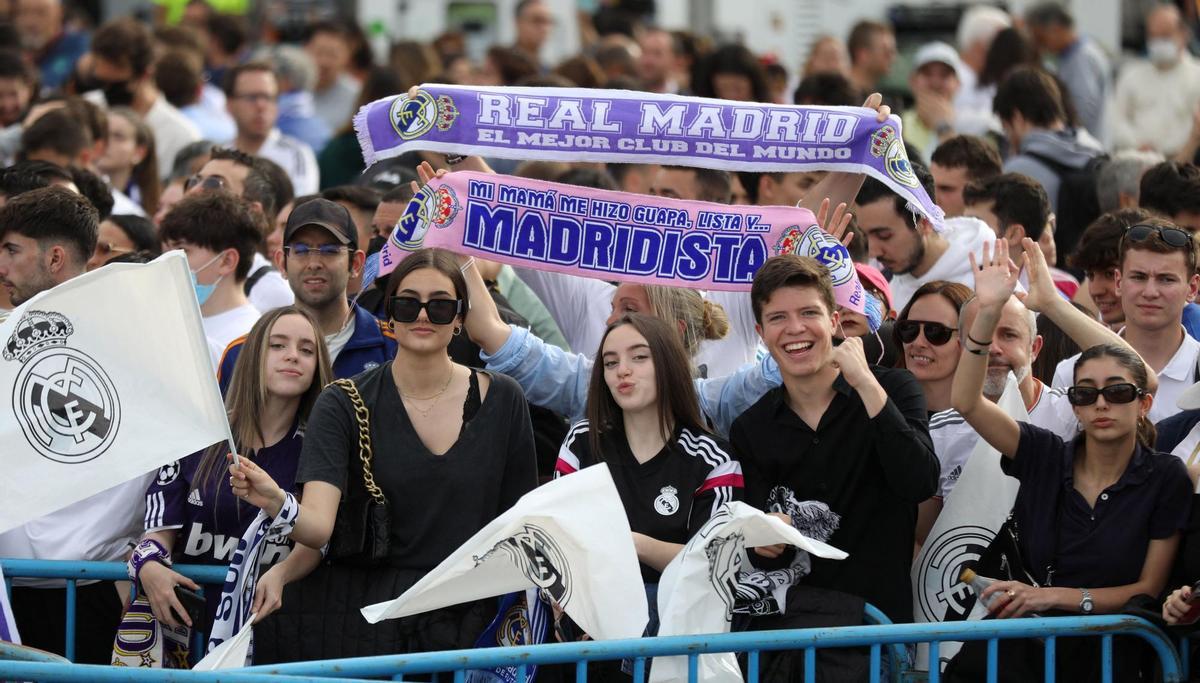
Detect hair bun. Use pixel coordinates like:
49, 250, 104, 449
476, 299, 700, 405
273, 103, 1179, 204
702, 299, 730, 340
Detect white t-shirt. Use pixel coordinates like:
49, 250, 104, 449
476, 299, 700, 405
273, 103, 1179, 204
1052, 328, 1200, 424
257, 128, 320, 196
0, 473, 155, 587
325, 312, 356, 362
144, 96, 201, 182
204, 303, 261, 365
931, 380, 1078, 500
246, 252, 294, 313
888, 216, 995, 312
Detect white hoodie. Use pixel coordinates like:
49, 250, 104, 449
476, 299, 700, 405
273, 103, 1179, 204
888, 216, 995, 312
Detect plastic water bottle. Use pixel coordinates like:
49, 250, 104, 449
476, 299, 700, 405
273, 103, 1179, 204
960, 567, 1001, 610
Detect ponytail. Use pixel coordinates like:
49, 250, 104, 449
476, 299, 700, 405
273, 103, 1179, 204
1136, 414, 1157, 450
701, 299, 730, 341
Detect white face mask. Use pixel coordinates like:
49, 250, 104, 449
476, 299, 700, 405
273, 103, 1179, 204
1147, 38, 1181, 66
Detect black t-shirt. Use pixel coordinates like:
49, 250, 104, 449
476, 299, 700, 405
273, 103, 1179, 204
1003, 422, 1192, 589
556, 419, 744, 583
297, 363, 539, 571
730, 366, 938, 623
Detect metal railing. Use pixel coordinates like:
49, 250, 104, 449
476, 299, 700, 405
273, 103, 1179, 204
0, 560, 1186, 682
1, 559, 227, 662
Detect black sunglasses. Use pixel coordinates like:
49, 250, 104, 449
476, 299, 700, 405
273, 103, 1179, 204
388, 296, 462, 325
895, 319, 956, 346
1125, 224, 1193, 248
1066, 383, 1144, 407
184, 174, 227, 192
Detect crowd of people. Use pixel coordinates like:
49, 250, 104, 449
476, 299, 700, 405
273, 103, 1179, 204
5, 0, 1200, 679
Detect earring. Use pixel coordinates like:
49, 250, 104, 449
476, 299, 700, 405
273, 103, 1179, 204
387, 320, 395, 332
453, 326, 462, 336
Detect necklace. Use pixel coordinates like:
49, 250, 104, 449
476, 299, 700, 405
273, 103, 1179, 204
399, 369, 455, 419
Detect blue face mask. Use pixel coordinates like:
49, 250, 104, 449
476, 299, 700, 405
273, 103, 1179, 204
190, 254, 224, 306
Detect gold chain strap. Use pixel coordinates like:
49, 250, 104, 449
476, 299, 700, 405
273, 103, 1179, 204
330, 379, 387, 505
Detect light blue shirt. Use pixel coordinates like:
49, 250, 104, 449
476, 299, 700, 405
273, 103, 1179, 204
481, 325, 782, 437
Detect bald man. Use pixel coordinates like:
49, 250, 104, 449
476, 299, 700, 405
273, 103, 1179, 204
1112, 4, 1200, 155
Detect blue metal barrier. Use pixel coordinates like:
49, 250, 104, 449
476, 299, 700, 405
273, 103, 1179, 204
1, 559, 227, 663
0, 615, 1177, 682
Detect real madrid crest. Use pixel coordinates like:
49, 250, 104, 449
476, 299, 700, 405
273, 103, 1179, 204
654, 485, 680, 516
393, 183, 461, 250
869, 124, 920, 188
3, 310, 121, 464
388, 89, 460, 141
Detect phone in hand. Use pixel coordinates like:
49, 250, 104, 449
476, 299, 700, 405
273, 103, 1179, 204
1180, 580, 1200, 625
173, 585, 210, 633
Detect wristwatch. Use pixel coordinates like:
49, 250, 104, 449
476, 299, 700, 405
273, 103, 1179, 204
1080, 588, 1095, 614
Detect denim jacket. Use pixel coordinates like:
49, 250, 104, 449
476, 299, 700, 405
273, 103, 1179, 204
481, 325, 782, 437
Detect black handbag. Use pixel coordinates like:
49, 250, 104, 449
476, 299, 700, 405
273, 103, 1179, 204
327, 378, 391, 565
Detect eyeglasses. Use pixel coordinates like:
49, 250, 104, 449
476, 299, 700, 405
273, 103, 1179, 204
895, 319, 957, 346
1066, 383, 1144, 406
388, 297, 462, 325
184, 174, 227, 192
284, 244, 349, 259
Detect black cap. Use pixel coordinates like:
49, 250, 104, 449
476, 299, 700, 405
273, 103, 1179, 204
284, 198, 357, 249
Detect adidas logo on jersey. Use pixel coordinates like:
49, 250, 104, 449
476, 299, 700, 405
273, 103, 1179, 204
187, 489, 203, 507
947, 465, 962, 484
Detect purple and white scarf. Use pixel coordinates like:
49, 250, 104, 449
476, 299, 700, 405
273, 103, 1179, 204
354, 84, 943, 230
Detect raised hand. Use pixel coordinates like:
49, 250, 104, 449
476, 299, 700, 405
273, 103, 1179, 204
1015, 237, 1057, 313
816, 198, 855, 249
862, 93, 892, 123
969, 239, 1019, 310
830, 335, 874, 389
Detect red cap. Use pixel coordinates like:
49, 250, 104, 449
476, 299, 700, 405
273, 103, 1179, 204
854, 263, 893, 312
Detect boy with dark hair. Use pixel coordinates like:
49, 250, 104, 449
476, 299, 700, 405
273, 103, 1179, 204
0, 166, 49, 206
732, 253, 937, 624
736, 171, 825, 207
1069, 208, 1153, 329
0, 185, 97, 306
159, 192, 262, 362
19, 108, 90, 169
89, 17, 200, 178
652, 165, 733, 204
855, 160, 993, 310
1139, 161, 1200, 234
0, 48, 36, 128
929, 134, 1003, 217
1054, 216, 1200, 422
993, 65, 1105, 253
963, 172, 1080, 298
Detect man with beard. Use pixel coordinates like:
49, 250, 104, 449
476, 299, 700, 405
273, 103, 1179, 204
14, 0, 88, 93
916, 239, 1144, 545
0, 186, 156, 663
855, 160, 993, 310
217, 198, 396, 391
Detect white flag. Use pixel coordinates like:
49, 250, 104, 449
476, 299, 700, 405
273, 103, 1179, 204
193, 615, 255, 670
361, 464, 649, 641
911, 375, 1026, 670
0, 251, 231, 534
651, 502, 848, 683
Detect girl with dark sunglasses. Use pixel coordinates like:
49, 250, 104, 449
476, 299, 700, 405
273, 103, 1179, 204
946, 240, 1190, 681
229, 248, 539, 662
893, 280, 974, 414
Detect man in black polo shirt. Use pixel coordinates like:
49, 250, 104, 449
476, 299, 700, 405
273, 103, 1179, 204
731, 254, 938, 623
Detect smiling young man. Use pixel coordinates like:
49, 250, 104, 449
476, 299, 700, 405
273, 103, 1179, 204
1054, 217, 1200, 423
730, 254, 938, 623
217, 198, 396, 391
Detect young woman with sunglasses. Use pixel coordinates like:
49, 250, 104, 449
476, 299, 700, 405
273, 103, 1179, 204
946, 240, 1191, 680
229, 248, 539, 662
894, 281, 974, 413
